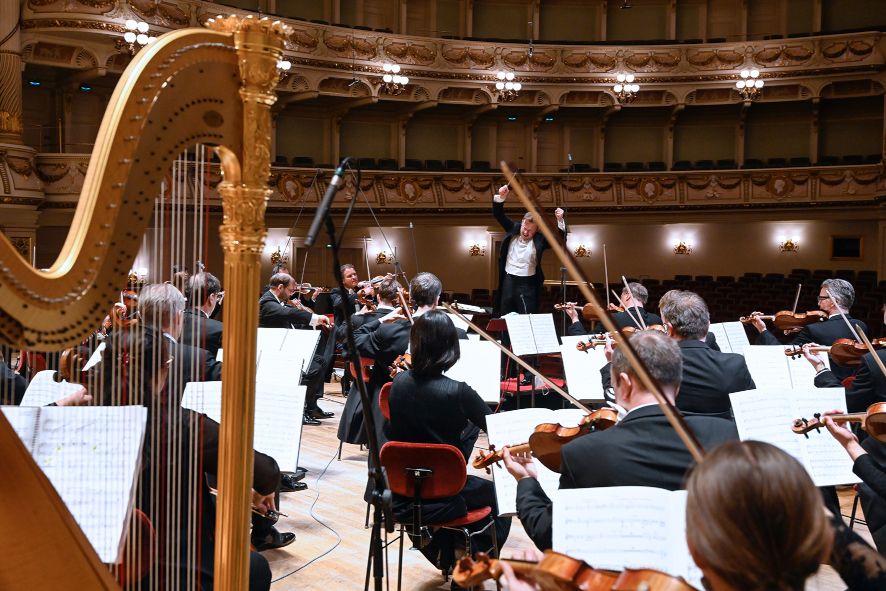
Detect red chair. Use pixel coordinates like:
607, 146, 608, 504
338, 357, 376, 460
380, 441, 499, 591
379, 382, 392, 421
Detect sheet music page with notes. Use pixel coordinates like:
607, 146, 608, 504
485, 408, 588, 515
181, 382, 306, 472
559, 336, 607, 402
709, 322, 751, 356
729, 387, 859, 487
707, 323, 731, 354
552, 487, 702, 589
1, 405, 147, 564
504, 314, 561, 356
19, 369, 85, 407
743, 346, 829, 390
443, 340, 501, 403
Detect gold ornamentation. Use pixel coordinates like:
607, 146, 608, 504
573, 244, 591, 258
673, 241, 692, 255
767, 175, 794, 199
0, 111, 23, 134
398, 178, 422, 204
6, 156, 34, 177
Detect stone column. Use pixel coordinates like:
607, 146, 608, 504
0, 0, 42, 256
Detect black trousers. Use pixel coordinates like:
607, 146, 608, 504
499, 273, 539, 316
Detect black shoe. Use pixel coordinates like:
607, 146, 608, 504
303, 413, 321, 426
252, 527, 296, 552
519, 376, 533, 386
280, 472, 304, 492
296, 466, 308, 475
307, 408, 334, 419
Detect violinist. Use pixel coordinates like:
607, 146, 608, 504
351, 276, 400, 331
502, 331, 737, 551
181, 272, 224, 358
593, 282, 662, 332
1, 349, 26, 405
329, 264, 365, 329
660, 292, 755, 419
686, 440, 886, 591
751, 278, 868, 381
386, 310, 511, 578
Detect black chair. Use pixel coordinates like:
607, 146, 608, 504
672, 160, 692, 171
603, 162, 623, 172
424, 160, 445, 171
716, 159, 737, 170
742, 158, 764, 169
625, 161, 646, 171
444, 160, 465, 172
789, 157, 811, 167
292, 156, 314, 168
358, 157, 377, 170
767, 157, 788, 168
816, 156, 839, 167
402, 158, 423, 171
864, 154, 882, 164
470, 160, 491, 171
693, 160, 714, 170
274, 155, 288, 166
573, 163, 594, 172
377, 158, 398, 170
842, 155, 864, 165
647, 161, 667, 171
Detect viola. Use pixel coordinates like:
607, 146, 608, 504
452, 550, 619, 590
784, 338, 886, 367
611, 568, 698, 591
389, 353, 412, 378
740, 310, 827, 332
792, 402, 886, 443
472, 408, 617, 473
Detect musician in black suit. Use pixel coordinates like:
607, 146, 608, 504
386, 310, 510, 574
1, 355, 26, 405
661, 291, 755, 418
502, 330, 738, 551
593, 282, 662, 331
492, 185, 566, 316
258, 273, 328, 330
751, 278, 867, 381
181, 272, 224, 358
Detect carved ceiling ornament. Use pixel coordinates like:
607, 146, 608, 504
323, 32, 376, 59
398, 178, 423, 204
28, 0, 114, 13
561, 51, 617, 71
625, 51, 680, 71
685, 48, 744, 68
130, 0, 190, 26
275, 173, 305, 202
822, 39, 875, 62
767, 174, 795, 199
754, 44, 814, 67
289, 28, 319, 51
6, 156, 35, 178
384, 41, 436, 65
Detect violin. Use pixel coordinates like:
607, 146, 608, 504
555, 302, 600, 322
740, 310, 827, 332
453, 551, 619, 590
612, 569, 699, 591
784, 338, 886, 367
472, 408, 617, 473
576, 337, 608, 352
294, 283, 327, 295
792, 402, 886, 443
389, 353, 412, 378
357, 289, 377, 312
397, 288, 413, 324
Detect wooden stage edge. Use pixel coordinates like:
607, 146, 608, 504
267, 383, 869, 590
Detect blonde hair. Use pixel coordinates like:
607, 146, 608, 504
685, 441, 831, 590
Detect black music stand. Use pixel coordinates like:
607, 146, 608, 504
486, 318, 539, 409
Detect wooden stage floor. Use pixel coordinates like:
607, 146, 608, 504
267, 385, 873, 590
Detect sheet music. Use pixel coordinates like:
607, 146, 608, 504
444, 340, 501, 403
180, 382, 306, 472
709, 322, 750, 356
485, 408, 588, 515
2, 405, 147, 564
445, 313, 472, 334
82, 341, 105, 371
707, 323, 730, 353
743, 346, 829, 390
504, 314, 560, 356
729, 387, 859, 487
19, 370, 84, 407
559, 336, 608, 402
552, 487, 702, 589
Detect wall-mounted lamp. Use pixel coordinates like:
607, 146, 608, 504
779, 238, 800, 253
270, 246, 287, 266
468, 243, 486, 257
673, 241, 692, 255
380, 62, 409, 95
375, 251, 393, 265
117, 19, 155, 56
736, 68, 764, 101
128, 267, 148, 286
573, 244, 592, 258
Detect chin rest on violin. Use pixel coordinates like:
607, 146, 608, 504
472, 409, 617, 473
792, 402, 886, 443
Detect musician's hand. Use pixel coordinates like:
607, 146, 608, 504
497, 185, 509, 200
783, 327, 803, 335
252, 490, 276, 515
355, 305, 372, 315
379, 308, 407, 324
502, 446, 537, 481
749, 312, 767, 333
800, 343, 827, 373
554, 207, 564, 221
311, 314, 331, 328
822, 410, 866, 461
603, 333, 615, 363
562, 303, 579, 324
500, 561, 540, 591
55, 386, 93, 407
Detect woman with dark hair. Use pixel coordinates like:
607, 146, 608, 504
386, 310, 510, 587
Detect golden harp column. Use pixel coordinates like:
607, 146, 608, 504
206, 15, 289, 590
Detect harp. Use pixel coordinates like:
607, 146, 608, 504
0, 15, 286, 591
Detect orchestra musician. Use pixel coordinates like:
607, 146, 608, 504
593, 282, 662, 331
750, 278, 868, 381
181, 272, 224, 358
492, 185, 566, 316
1, 351, 26, 405
660, 291, 755, 418
386, 310, 511, 578
502, 330, 737, 551
101, 288, 284, 589
329, 264, 364, 329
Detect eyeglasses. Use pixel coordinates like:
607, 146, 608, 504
817, 295, 829, 300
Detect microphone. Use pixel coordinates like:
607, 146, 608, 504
305, 157, 351, 248
520, 294, 528, 315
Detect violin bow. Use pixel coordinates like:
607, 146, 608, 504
791, 283, 802, 315
621, 275, 647, 330
441, 302, 592, 414
826, 288, 886, 380
610, 288, 642, 330
500, 161, 705, 463
603, 243, 610, 309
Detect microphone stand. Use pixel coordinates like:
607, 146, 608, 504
315, 174, 392, 591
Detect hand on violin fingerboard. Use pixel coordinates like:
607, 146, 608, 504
799, 344, 827, 373
502, 445, 537, 481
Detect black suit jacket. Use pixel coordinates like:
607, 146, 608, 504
815, 348, 886, 413
258, 290, 312, 329
758, 315, 868, 381
593, 306, 662, 332
1, 362, 27, 405
166, 339, 223, 402
180, 308, 223, 358
675, 340, 755, 417
516, 406, 738, 550
330, 288, 360, 327
492, 200, 566, 314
